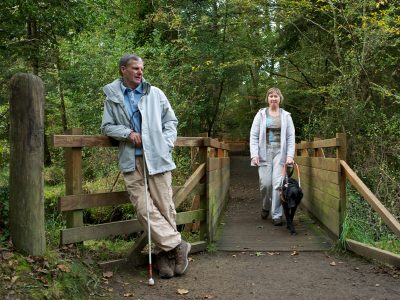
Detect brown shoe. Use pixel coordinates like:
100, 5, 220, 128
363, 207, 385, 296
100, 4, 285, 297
174, 241, 191, 275
157, 251, 174, 279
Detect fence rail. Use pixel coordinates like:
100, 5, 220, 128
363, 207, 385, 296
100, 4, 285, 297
52, 130, 230, 266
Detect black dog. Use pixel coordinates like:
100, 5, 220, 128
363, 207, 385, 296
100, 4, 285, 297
279, 165, 303, 235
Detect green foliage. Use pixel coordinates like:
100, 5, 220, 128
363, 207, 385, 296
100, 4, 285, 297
340, 185, 400, 254
0, 186, 9, 244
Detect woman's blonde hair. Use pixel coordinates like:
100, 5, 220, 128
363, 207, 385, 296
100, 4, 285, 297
266, 87, 284, 103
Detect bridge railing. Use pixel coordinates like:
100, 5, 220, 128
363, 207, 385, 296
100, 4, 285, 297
295, 133, 400, 266
294, 133, 347, 238
340, 161, 400, 266
51, 129, 230, 265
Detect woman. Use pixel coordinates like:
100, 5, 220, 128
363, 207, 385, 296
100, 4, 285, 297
250, 87, 295, 226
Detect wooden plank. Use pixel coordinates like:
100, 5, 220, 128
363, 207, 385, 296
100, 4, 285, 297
198, 146, 208, 242
228, 142, 247, 152
175, 137, 204, 147
301, 200, 340, 236
296, 137, 341, 150
59, 184, 205, 212
341, 160, 400, 238
298, 175, 340, 199
207, 157, 230, 172
52, 135, 115, 147
61, 209, 206, 244
174, 163, 206, 208
346, 239, 400, 267
207, 167, 229, 184
337, 133, 347, 235
203, 138, 230, 150
295, 157, 339, 172
61, 219, 142, 244
299, 165, 340, 184
299, 141, 309, 157
207, 158, 221, 172
301, 181, 340, 211
314, 138, 325, 158
64, 128, 83, 229
59, 191, 129, 212
52, 135, 205, 148
184, 194, 201, 232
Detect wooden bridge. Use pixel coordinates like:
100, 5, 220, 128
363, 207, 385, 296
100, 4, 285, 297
50, 131, 400, 267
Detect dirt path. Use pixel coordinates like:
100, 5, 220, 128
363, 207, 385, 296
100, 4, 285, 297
101, 156, 400, 300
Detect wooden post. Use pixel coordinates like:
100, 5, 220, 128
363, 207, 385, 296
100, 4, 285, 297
198, 142, 208, 242
64, 128, 83, 229
314, 137, 325, 157
300, 141, 309, 157
9, 73, 46, 255
337, 132, 347, 236
185, 133, 208, 232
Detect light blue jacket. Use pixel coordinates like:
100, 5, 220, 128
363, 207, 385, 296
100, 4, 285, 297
101, 79, 178, 175
250, 108, 295, 166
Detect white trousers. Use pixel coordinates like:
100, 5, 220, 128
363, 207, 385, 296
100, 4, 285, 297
258, 145, 283, 220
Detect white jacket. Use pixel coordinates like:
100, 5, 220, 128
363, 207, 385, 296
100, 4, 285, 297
101, 79, 178, 175
249, 108, 295, 166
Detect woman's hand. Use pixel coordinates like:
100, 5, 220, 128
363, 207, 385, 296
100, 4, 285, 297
286, 156, 294, 165
251, 156, 260, 166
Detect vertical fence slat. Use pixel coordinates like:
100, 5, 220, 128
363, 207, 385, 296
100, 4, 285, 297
198, 145, 208, 242
64, 128, 83, 229
336, 133, 347, 235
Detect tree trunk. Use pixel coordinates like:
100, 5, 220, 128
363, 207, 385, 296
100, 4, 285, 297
9, 73, 46, 255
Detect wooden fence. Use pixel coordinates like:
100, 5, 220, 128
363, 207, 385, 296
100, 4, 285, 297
295, 133, 400, 266
294, 133, 347, 237
52, 130, 230, 265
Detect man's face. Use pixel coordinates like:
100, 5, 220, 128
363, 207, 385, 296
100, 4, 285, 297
121, 59, 144, 89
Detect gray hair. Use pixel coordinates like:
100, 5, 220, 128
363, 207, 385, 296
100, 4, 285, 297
119, 54, 143, 76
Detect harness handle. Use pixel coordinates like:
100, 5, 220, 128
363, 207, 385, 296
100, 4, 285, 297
281, 161, 301, 188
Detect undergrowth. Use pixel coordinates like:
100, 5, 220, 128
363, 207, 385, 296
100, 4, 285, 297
0, 147, 200, 298
339, 184, 400, 254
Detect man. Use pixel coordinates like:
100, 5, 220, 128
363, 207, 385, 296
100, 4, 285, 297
101, 54, 191, 279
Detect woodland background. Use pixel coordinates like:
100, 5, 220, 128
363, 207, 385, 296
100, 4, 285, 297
0, 0, 399, 259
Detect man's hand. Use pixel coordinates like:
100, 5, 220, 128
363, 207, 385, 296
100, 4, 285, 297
286, 156, 294, 165
251, 156, 259, 166
128, 131, 142, 148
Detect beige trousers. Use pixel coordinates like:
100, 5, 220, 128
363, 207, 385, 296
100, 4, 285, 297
123, 157, 181, 252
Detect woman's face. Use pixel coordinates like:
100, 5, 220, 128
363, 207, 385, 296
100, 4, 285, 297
267, 92, 281, 107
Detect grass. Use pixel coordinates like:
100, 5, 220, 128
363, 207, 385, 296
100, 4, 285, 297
339, 184, 400, 254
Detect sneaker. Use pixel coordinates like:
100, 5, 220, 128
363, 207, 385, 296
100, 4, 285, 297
157, 251, 175, 279
273, 218, 283, 226
174, 240, 191, 275
261, 209, 269, 220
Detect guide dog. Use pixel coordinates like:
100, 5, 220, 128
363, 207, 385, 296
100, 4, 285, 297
279, 163, 303, 235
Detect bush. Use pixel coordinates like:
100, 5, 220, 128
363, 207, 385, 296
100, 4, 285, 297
0, 186, 9, 243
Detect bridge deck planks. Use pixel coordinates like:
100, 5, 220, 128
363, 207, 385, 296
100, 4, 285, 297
216, 156, 332, 252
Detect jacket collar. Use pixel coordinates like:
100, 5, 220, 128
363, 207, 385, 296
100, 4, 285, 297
103, 78, 151, 103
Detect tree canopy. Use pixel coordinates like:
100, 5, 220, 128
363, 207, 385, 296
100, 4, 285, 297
0, 0, 399, 220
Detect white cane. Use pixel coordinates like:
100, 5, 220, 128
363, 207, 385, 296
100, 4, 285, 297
142, 156, 154, 285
